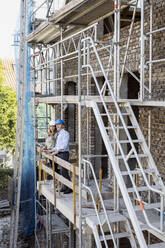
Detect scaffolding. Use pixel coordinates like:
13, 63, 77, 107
11, 0, 165, 247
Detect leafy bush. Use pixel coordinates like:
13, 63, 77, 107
0, 62, 17, 152
0, 168, 13, 189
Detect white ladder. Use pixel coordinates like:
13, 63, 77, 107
82, 159, 137, 248
81, 37, 165, 248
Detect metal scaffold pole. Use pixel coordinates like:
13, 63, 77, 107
140, 0, 145, 101
114, 0, 120, 99
149, 0, 153, 99
9, 0, 28, 247
78, 41, 82, 248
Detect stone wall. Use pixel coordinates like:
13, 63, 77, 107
139, 107, 165, 177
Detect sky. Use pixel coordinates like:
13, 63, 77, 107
0, 0, 20, 59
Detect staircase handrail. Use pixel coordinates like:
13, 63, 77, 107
82, 159, 118, 248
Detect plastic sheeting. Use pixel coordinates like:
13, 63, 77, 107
15, 0, 35, 236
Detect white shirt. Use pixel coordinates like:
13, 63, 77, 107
53, 129, 70, 152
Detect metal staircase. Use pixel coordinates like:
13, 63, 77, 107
82, 159, 137, 248
80, 37, 165, 247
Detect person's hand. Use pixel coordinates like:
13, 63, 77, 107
58, 149, 63, 153
51, 149, 63, 156
51, 151, 58, 156
48, 131, 54, 137
49, 149, 54, 153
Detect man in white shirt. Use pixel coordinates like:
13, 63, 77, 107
51, 119, 72, 194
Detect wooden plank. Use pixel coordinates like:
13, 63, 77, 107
37, 147, 80, 175
41, 164, 87, 199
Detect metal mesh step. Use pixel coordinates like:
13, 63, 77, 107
148, 243, 165, 248
121, 169, 155, 176
133, 202, 161, 211
86, 212, 127, 227
110, 139, 143, 144
106, 125, 137, 129
100, 232, 130, 241
115, 154, 148, 159
127, 185, 161, 193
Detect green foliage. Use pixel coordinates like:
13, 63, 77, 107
0, 63, 17, 152
0, 167, 13, 189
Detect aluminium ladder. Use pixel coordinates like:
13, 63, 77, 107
80, 37, 165, 248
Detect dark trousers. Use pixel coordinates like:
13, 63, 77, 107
50, 152, 71, 189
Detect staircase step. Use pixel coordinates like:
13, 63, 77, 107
134, 202, 161, 211
110, 139, 143, 144
106, 126, 137, 129
100, 112, 131, 116
116, 154, 148, 159
100, 232, 130, 241
148, 243, 165, 248
127, 185, 161, 193
86, 212, 127, 227
121, 0, 137, 7
121, 169, 155, 176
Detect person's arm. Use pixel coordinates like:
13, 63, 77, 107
51, 149, 63, 155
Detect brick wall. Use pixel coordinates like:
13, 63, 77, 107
139, 107, 165, 178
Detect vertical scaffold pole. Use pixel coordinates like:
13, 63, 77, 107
114, 0, 120, 99
149, 0, 153, 99
140, 0, 145, 101
60, 27, 64, 119
78, 41, 82, 248
114, 0, 117, 98
117, 0, 120, 99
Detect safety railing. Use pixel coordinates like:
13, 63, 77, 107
29, 0, 54, 28
82, 159, 118, 248
37, 146, 83, 229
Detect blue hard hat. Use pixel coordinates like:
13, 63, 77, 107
55, 119, 64, 125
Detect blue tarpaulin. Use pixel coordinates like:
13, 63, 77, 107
15, 0, 35, 236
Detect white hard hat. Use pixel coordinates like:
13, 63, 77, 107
49, 120, 56, 126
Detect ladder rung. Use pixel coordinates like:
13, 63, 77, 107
106, 126, 137, 129
134, 202, 161, 211
100, 232, 130, 241
110, 139, 143, 144
127, 185, 161, 193
121, 169, 155, 176
121, 18, 132, 22
115, 154, 148, 159
148, 243, 165, 248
